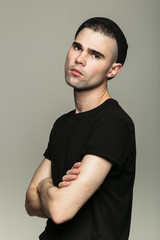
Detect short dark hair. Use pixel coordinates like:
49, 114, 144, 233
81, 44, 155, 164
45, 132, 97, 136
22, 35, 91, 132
75, 17, 128, 66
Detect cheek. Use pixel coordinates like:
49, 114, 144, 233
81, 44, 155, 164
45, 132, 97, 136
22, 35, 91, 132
66, 49, 76, 64
65, 53, 72, 69
87, 63, 107, 77
65, 50, 71, 63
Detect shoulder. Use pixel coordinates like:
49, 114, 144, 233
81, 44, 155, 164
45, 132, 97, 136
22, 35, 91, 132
52, 110, 74, 128
94, 99, 135, 132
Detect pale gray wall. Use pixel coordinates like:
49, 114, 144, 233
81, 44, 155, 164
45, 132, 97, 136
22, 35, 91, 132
0, 0, 159, 239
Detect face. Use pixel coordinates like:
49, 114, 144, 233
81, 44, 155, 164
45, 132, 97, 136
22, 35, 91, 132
65, 28, 120, 91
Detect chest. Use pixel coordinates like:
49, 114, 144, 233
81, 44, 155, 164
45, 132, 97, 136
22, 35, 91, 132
51, 115, 93, 185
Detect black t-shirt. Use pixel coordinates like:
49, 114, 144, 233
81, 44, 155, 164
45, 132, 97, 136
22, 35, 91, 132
39, 99, 136, 240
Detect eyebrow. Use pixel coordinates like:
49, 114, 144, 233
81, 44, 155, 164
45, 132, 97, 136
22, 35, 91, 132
72, 41, 105, 59
88, 49, 105, 59
72, 41, 82, 49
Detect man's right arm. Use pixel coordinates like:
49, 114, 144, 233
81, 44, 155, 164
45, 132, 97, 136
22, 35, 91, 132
25, 158, 52, 218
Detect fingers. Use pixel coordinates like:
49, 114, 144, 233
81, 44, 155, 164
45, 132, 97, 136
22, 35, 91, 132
72, 162, 81, 169
66, 168, 80, 175
58, 174, 78, 188
62, 174, 78, 181
58, 181, 70, 189
66, 162, 81, 175
58, 162, 82, 189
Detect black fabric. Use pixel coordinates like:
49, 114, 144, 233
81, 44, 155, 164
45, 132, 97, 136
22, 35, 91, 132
75, 17, 128, 66
39, 99, 136, 240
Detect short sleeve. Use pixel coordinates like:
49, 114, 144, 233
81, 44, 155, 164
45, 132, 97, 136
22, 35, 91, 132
84, 115, 131, 171
43, 121, 58, 160
43, 128, 53, 160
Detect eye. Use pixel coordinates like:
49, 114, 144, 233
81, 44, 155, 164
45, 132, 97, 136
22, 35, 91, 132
93, 54, 100, 59
73, 44, 82, 51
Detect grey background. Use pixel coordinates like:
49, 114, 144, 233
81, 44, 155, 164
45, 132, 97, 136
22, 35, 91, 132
0, 0, 159, 239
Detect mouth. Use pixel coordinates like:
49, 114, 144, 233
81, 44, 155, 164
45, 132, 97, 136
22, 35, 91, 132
70, 68, 83, 76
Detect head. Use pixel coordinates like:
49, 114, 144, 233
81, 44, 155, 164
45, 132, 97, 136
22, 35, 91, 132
65, 17, 128, 91
75, 17, 128, 68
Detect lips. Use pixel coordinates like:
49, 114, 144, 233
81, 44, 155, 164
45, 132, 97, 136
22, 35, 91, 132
70, 68, 83, 76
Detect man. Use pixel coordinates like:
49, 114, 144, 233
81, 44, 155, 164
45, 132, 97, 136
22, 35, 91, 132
25, 17, 136, 240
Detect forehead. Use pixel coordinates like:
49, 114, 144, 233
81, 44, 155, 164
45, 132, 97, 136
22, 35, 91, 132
75, 28, 117, 55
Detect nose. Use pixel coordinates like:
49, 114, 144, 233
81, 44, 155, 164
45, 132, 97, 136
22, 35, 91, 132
75, 52, 86, 67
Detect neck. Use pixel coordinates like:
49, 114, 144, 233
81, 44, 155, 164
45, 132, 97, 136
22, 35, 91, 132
74, 85, 111, 114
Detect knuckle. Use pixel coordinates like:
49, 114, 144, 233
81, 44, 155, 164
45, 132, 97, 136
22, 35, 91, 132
62, 176, 66, 181
66, 170, 70, 175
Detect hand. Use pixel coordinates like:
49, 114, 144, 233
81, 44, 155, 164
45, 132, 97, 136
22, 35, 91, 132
58, 162, 81, 188
38, 178, 53, 193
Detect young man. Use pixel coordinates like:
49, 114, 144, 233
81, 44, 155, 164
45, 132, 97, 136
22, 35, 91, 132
25, 17, 136, 240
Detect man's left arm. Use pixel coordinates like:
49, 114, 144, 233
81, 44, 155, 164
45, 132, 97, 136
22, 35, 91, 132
38, 154, 112, 224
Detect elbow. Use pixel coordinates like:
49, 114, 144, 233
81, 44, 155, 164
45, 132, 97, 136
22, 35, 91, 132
49, 202, 74, 225
25, 201, 33, 216
51, 214, 71, 225
25, 199, 34, 217
51, 215, 66, 225
49, 209, 69, 225
46, 187, 78, 224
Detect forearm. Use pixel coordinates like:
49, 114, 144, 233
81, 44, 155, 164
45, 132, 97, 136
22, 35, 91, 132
38, 163, 82, 224
38, 156, 112, 225
25, 186, 48, 218
38, 178, 59, 220
38, 176, 89, 224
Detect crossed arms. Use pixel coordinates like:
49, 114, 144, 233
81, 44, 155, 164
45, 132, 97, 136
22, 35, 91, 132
25, 154, 112, 224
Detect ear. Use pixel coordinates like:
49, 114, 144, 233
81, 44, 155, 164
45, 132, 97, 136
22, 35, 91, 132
106, 63, 122, 79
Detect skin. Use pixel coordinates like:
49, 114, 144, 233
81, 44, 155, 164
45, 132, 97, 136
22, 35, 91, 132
65, 28, 120, 91
25, 28, 122, 224
65, 28, 122, 113
25, 159, 81, 218
58, 162, 81, 188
